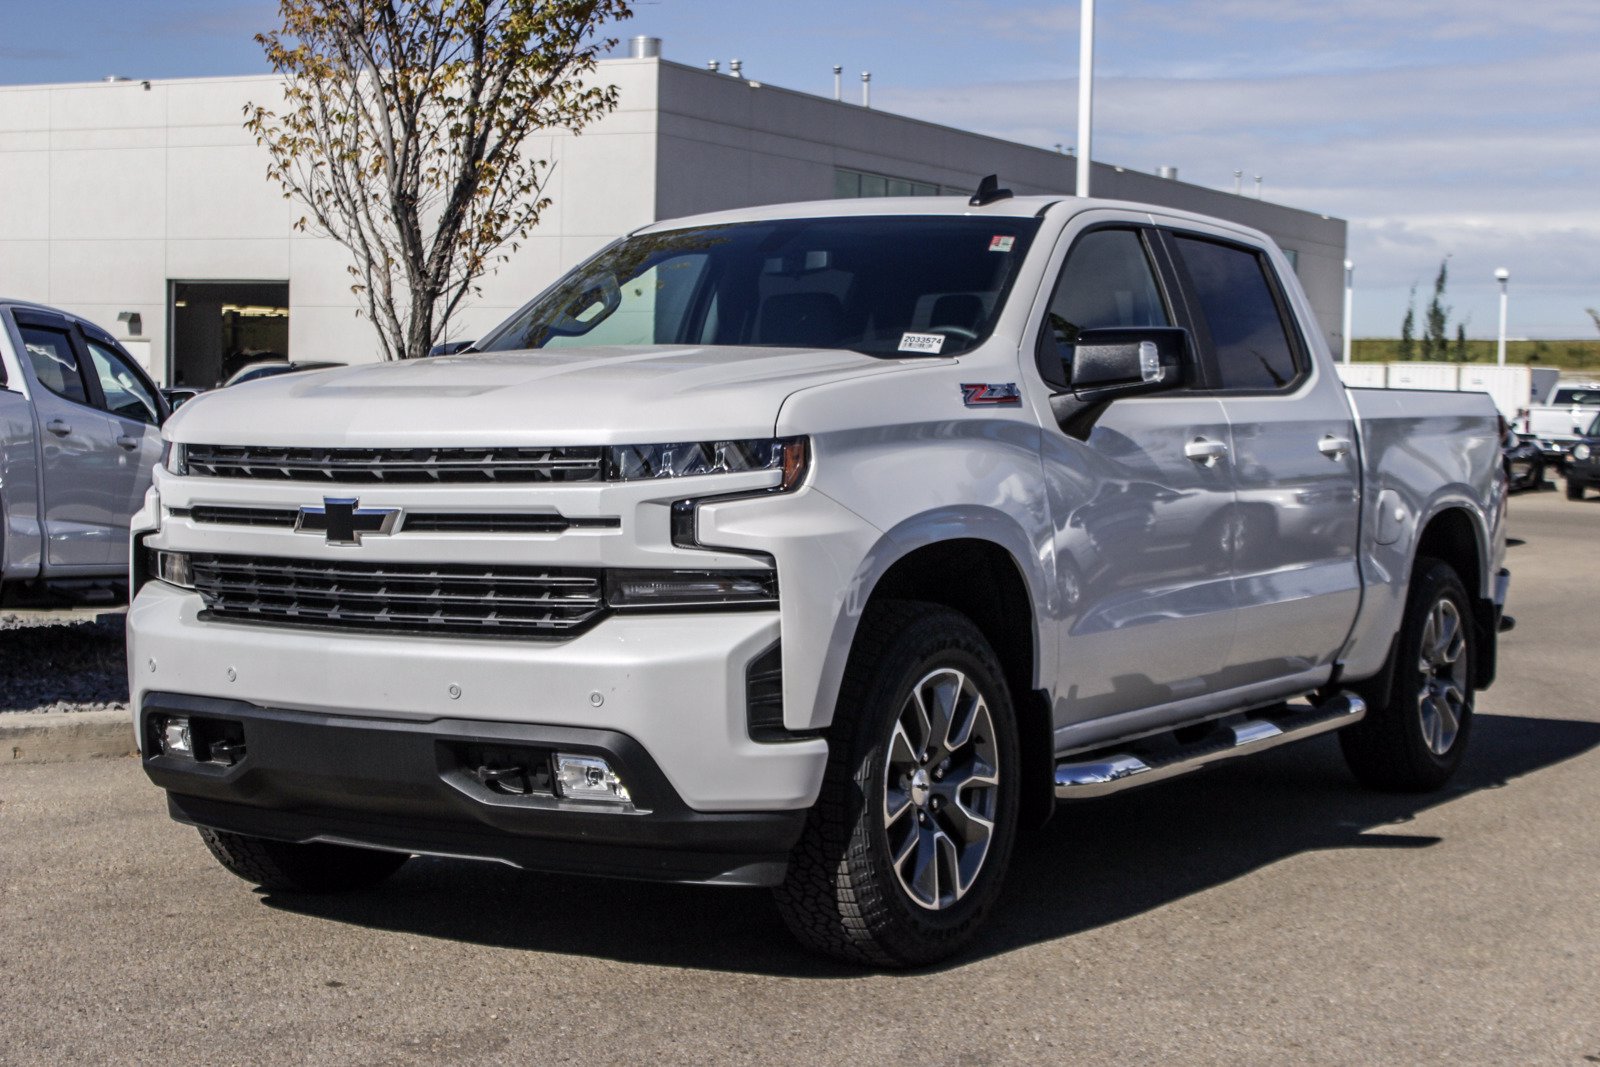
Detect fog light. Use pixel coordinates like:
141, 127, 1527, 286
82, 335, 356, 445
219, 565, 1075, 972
159, 716, 193, 757
553, 754, 632, 806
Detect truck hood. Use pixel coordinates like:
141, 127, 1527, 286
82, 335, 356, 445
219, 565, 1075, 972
168, 346, 922, 446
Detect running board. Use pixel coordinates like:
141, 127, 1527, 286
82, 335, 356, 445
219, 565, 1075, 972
1053, 692, 1367, 800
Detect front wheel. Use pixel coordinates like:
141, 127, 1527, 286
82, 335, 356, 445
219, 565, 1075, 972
1567, 478, 1586, 501
774, 601, 1020, 967
1341, 558, 1475, 792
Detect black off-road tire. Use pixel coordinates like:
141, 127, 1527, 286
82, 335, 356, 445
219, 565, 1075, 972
1341, 558, 1475, 792
1567, 478, 1586, 501
198, 828, 409, 893
773, 601, 1020, 967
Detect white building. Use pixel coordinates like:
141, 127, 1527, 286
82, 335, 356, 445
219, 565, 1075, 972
0, 46, 1347, 386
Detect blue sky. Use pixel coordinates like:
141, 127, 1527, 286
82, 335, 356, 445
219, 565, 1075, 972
4, 0, 1597, 339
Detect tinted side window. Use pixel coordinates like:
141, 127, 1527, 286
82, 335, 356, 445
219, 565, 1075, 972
86, 340, 161, 425
1173, 236, 1299, 391
1044, 229, 1169, 352
18, 325, 89, 405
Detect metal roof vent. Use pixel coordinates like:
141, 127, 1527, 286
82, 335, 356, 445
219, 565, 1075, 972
1158, 165, 1178, 179
629, 36, 661, 59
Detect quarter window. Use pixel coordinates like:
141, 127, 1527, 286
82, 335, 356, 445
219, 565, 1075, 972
18, 325, 89, 405
1172, 236, 1300, 392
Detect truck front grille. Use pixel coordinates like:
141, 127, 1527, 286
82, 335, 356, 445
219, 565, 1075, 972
190, 554, 605, 637
185, 445, 603, 483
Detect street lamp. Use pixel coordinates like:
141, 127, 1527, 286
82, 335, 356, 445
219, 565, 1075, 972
1076, 0, 1095, 197
1342, 260, 1354, 364
1495, 268, 1510, 366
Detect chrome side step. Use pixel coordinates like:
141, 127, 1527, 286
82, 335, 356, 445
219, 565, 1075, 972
1053, 691, 1367, 800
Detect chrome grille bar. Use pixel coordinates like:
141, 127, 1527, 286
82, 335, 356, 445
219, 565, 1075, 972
190, 554, 606, 637
186, 445, 604, 483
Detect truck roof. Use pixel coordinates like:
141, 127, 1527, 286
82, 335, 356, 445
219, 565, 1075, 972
633, 194, 1275, 246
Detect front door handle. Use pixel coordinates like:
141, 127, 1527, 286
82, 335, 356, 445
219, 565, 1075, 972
46, 418, 71, 437
1184, 438, 1230, 466
116, 434, 141, 451
1318, 435, 1353, 460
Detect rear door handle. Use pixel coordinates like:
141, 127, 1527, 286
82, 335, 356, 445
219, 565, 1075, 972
116, 434, 141, 451
1184, 438, 1229, 466
46, 418, 71, 437
1318, 435, 1353, 460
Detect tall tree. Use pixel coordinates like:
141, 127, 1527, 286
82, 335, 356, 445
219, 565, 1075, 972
1587, 307, 1600, 336
1422, 257, 1452, 362
246, 0, 632, 361
1399, 285, 1417, 360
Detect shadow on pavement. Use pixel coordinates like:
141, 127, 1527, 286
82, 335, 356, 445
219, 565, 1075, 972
259, 711, 1600, 977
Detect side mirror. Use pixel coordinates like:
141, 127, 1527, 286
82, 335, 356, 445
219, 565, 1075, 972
427, 340, 475, 356
161, 387, 200, 411
1044, 326, 1190, 403
1042, 326, 1192, 439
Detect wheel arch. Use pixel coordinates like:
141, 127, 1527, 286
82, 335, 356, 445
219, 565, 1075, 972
815, 515, 1056, 829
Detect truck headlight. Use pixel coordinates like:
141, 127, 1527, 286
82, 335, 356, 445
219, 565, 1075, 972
607, 437, 807, 487
160, 441, 188, 476
149, 549, 195, 590
605, 569, 777, 609
1574, 443, 1592, 461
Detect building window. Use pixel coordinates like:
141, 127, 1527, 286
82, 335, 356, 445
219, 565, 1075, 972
1283, 248, 1300, 273
834, 167, 941, 198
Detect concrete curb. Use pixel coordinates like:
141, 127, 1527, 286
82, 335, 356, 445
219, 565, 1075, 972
2, 710, 137, 765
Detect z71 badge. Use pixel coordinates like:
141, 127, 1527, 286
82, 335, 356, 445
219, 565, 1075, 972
960, 382, 1022, 407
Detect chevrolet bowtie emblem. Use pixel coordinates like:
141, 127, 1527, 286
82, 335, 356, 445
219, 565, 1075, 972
295, 498, 400, 545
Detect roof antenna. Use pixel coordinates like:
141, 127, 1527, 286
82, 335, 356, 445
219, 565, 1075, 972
968, 174, 1013, 207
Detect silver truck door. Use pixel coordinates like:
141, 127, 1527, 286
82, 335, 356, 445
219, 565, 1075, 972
1033, 225, 1240, 729
81, 334, 165, 544
11, 312, 121, 568
1162, 231, 1361, 690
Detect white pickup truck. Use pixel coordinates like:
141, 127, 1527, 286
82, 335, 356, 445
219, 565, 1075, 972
1, 299, 167, 606
1518, 382, 1600, 462
130, 189, 1508, 966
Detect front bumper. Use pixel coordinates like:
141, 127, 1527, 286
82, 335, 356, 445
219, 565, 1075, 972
144, 695, 806, 886
129, 580, 827, 814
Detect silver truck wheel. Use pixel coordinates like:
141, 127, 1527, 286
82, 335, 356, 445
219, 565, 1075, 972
883, 668, 1000, 911
1341, 558, 1475, 792
774, 601, 1019, 967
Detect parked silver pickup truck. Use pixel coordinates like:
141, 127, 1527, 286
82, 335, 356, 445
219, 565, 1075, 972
130, 191, 1508, 965
1, 299, 166, 606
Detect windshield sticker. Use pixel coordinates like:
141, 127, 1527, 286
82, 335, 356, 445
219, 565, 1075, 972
961, 383, 1022, 407
988, 235, 1016, 252
899, 332, 947, 354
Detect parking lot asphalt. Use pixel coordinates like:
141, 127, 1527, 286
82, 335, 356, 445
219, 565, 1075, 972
3, 486, 1598, 1065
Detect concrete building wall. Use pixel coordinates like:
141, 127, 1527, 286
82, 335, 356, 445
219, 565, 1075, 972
0, 56, 1344, 384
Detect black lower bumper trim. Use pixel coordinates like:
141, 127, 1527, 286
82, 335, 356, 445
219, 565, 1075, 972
142, 693, 806, 888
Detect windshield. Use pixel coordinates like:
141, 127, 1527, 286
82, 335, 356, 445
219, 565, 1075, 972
479, 215, 1042, 358
1553, 388, 1600, 406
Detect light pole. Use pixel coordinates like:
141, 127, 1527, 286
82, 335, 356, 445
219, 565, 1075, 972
1076, 0, 1095, 197
1342, 259, 1354, 365
1495, 268, 1510, 366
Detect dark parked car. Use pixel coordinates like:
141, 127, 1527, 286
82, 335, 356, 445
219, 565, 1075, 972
1563, 413, 1600, 501
1502, 428, 1546, 492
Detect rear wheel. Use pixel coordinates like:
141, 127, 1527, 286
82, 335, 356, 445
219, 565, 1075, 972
774, 601, 1019, 967
198, 828, 409, 893
1341, 558, 1475, 792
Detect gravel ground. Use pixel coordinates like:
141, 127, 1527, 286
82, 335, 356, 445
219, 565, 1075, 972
0, 609, 129, 714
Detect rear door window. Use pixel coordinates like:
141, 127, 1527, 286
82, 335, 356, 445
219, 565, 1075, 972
1172, 236, 1302, 392
85, 339, 161, 425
